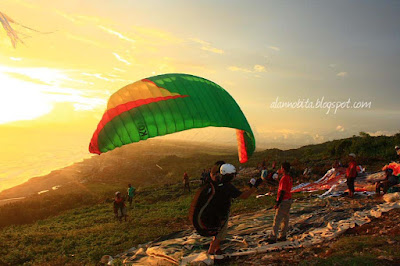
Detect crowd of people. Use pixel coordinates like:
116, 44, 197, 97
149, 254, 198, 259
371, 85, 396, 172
110, 145, 400, 254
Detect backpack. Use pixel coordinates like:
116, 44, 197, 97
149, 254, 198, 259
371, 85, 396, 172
261, 169, 268, 179
189, 182, 229, 236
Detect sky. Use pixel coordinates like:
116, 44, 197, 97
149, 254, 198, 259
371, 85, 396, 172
0, 0, 399, 191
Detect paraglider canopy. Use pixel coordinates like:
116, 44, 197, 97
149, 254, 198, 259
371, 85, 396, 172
89, 73, 255, 163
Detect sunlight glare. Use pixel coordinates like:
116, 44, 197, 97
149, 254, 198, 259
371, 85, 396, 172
0, 72, 53, 124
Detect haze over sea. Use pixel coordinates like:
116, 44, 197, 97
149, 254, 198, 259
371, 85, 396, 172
0, 126, 240, 193
0, 128, 92, 193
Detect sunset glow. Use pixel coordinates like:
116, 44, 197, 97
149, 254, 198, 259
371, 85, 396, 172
0, 0, 399, 191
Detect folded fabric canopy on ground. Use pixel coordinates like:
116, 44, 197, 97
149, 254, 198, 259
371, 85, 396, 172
110, 196, 400, 265
291, 166, 372, 195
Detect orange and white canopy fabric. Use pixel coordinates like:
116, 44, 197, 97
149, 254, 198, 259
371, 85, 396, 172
382, 162, 400, 176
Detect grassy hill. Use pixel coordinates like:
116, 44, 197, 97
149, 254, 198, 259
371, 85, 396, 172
0, 180, 279, 265
0, 133, 399, 228
0, 133, 399, 264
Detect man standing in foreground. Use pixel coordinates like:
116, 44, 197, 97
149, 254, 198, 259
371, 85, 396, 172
207, 163, 263, 255
268, 162, 293, 244
127, 184, 136, 207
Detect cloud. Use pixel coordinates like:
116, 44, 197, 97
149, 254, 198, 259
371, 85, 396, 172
5, 72, 50, 86
98, 25, 136, 43
228, 64, 267, 73
253, 128, 326, 148
81, 72, 130, 83
9, 57, 22, 61
10, 0, 38, 9
55, 10, 103, 25
367, 130, 398, 137
254, 64, 266, 72
0, 66, 107, 124
336, 125, 345, 132
55, 10, 78, 23
132, 26, 183, 44
113, 67, 126, 72
190, 38, 209, 46
112, 52, 131, 65
313, 134, 325, 141
64, 32, 103, 47
0, 65, 69, 86
329, 63, 337, 68
81, 72, 113, 82
336, 71, 348, 77
190, 38, 224, 54
228, 66, 252, 73
268, 46, 280, 51
201, 46, 224, 54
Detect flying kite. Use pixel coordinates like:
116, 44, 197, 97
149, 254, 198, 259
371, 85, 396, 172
89, 73, 255, 163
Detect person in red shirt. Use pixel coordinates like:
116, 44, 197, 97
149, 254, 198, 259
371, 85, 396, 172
346, 153, 357, 198
113, 192, 127, 222
267, 162, 293, 243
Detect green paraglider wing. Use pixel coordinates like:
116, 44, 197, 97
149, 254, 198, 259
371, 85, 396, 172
89, 73, 255, 163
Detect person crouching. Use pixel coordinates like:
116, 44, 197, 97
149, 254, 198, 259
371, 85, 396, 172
376, 168, 398, 195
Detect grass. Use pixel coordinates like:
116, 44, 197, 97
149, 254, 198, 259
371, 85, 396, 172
2, 133, 400, 265
0, 180, 280, 265
303, 234, 400, 266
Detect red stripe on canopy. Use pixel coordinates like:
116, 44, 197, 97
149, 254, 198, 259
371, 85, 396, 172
89, 95, 188, 154
236, 130, 248, 163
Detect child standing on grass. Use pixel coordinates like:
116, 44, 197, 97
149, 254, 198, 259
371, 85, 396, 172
113, 192, 127, 222
127, 184, 136, 207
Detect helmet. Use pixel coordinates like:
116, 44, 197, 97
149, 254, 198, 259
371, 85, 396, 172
349, 153, 356, 158
395, 145, 400, 150
115, 191, 121, 196
272, 173, 279, 180
220, 164, 236, 175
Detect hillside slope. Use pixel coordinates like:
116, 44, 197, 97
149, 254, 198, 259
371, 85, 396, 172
0, 133, 398, 228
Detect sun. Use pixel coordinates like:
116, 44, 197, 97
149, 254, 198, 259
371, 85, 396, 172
0, 72, 53, 124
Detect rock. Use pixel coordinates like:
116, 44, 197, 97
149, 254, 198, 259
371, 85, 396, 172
378, 255, 394, 261
100, 255, 113, 265
261, 254, 274, 260
382, 192, 400, 203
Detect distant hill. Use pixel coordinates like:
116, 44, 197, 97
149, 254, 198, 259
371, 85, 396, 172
3, 132, 399, 200
0, 139, 237, 200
